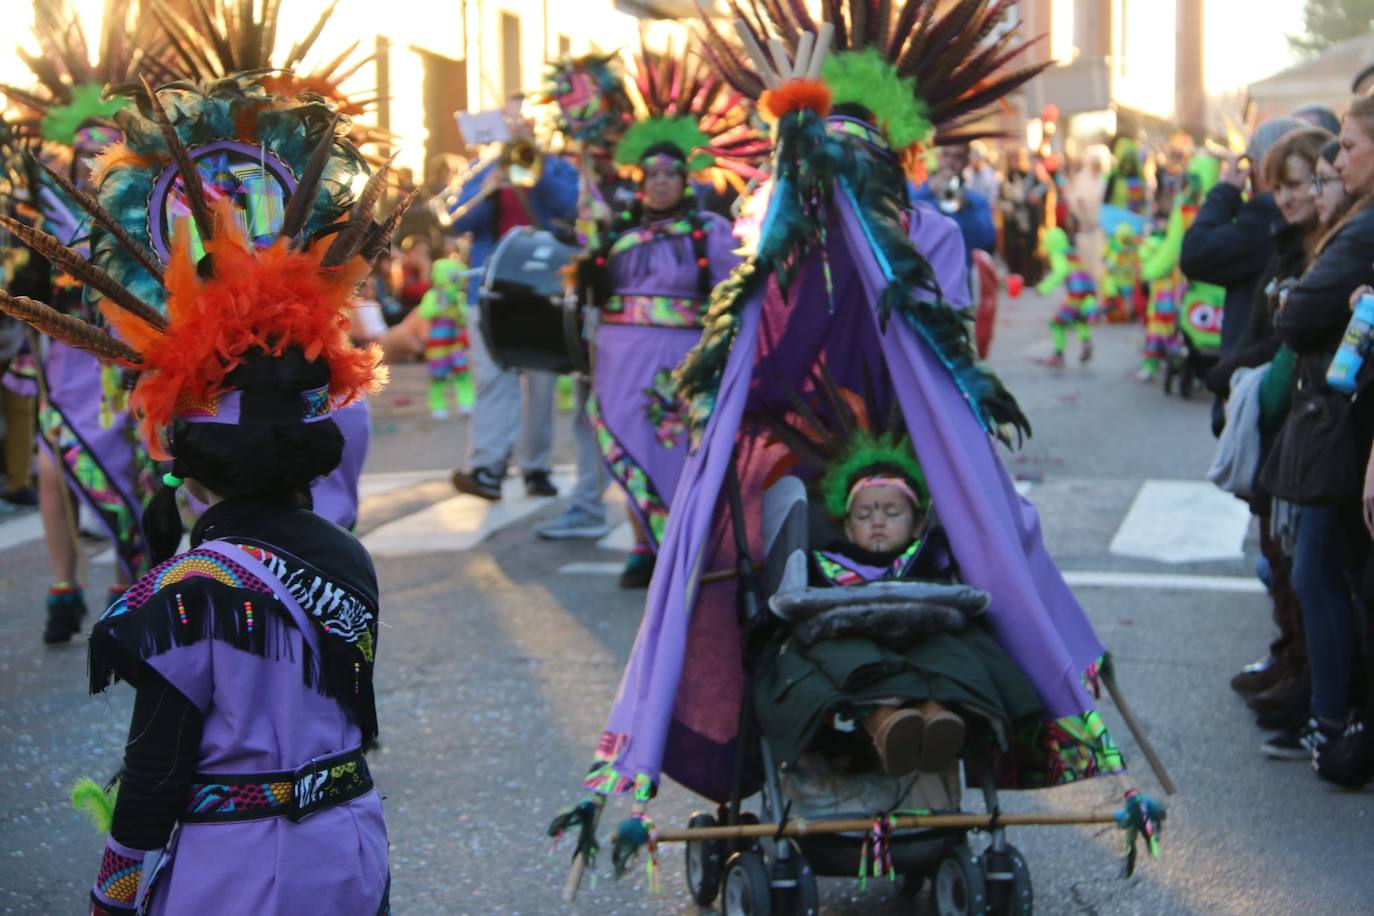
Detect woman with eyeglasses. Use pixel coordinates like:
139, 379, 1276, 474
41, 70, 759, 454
1268, 96, 1374, 778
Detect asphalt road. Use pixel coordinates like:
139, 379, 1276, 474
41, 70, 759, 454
2, 289, 1372, 915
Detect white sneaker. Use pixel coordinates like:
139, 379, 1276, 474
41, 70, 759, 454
430, 408, 450, 420
536, 506, 610, 540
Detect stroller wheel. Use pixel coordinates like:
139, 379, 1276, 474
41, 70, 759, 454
935, 846, 988, 916
723, 850, 773, 916
983, 844, 1033, 915
685, 812, 725, 906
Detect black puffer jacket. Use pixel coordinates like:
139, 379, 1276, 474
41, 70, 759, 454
1204, 221, 1309, 398
1274, 204, 1374, 367
1181, 185, 1286, 356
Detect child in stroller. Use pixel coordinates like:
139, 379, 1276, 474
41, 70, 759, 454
754, 434, 1044, 782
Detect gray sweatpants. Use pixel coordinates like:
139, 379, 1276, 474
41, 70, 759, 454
465, 303, 555, 474
568, 376, 606, 519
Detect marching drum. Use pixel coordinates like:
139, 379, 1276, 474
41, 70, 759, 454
478, 227, 589, 374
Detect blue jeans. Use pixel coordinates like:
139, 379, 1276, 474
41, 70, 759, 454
1292, 505, 1355, 724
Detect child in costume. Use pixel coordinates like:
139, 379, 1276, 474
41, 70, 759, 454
1102, 222, 1144, 322
1105, 138, 1148, 215
417, 256, 472, 419
754, 433, 1042, 777
0, 76, 405, 915
1037, 227, 1100, 366
1137, 153, 1223, 382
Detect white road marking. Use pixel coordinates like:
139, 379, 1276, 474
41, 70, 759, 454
1063, 570, 1264, 593
0, 512, 43, 553
557, 562, 1266, 593
560, 561, 625, 575
598, 522, 635, 552
361, 470, 575, 557
357, 469, 449, 500
1109, 479, 1252, 564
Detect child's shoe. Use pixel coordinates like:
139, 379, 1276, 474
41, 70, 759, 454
43, 583, 86, 645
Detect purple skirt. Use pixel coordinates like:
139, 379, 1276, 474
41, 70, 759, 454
589, 324, 699, 550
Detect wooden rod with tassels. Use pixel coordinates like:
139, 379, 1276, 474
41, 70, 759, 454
650, 810, 1118, 844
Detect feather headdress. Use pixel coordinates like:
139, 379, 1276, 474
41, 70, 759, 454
0, 77, 409, 459
538, 52, 635, 150
696, 0, 1051, 150
146, 0, 388, 149
673, 9, 1035, 448
616, 32, 770, 194
0, 0, 169, 147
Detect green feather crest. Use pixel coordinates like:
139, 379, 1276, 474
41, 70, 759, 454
820, 431, 930, 520
821, 50, 931, 150
71, 776, 118, 834
40, 83, 128, 146
614, 116, 713, 171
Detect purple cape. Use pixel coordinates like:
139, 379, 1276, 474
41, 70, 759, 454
585, 188, 1121, 803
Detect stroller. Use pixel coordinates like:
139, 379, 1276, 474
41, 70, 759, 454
678, 473, 1034, 915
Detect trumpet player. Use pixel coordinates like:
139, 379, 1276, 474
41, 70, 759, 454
444, 95, 581, 502
914, 144, 998, 259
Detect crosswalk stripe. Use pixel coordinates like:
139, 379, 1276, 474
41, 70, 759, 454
361, 469, 576, 558
1109, 479, 1251, 564
0, 512, 43, 553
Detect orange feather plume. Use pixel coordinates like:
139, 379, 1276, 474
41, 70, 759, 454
120, 204, 386, 458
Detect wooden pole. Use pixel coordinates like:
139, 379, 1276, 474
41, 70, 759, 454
649, 810, 1120, 845
561, 800, 603, 904
1101, 666, 1179, 796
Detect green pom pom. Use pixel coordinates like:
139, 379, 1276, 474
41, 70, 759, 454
821, 50, 932, 150
70, 776, 118, 834
615, 116, 714, 172
819, 431, 930, 520
40, 83, 128, 146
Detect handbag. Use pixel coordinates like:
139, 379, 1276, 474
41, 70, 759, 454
1258, 357, 1361, 505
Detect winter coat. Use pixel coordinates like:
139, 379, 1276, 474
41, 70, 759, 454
1204, 220, 1310, 398
1181, 185, 1285, 357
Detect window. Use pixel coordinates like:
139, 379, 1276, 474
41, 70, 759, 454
501, 12, 522, 99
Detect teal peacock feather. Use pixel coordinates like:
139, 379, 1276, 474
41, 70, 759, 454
95, 76, 367, 308
674, 110, 1030, 448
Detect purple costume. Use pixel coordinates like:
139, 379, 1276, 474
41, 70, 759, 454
583, 171, 1123, 804
88, 506, 388, 914
587, 212, 740, 549
310, 398, 371, 530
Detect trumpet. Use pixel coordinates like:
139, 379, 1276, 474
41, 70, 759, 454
430, 138, 546, 228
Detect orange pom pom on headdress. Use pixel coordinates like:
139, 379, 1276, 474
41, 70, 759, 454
760, 80, 833, 122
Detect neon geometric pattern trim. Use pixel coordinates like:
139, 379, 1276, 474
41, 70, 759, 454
94, 843, 143, 907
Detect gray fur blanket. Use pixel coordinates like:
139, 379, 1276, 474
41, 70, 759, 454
770, 582, 990, 653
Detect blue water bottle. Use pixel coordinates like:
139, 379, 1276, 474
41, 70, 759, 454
1327, 293, 1374, 394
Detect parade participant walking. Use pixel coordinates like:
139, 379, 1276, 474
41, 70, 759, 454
914, 143, 998, 256
0, 76, 402, 914
1038, 227, 1100, 366
2, 0, 162, 643
444, 95, 579, 502
578, 39, 763, 586
534, 52, 636, 542
556, 18, 1176, 904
